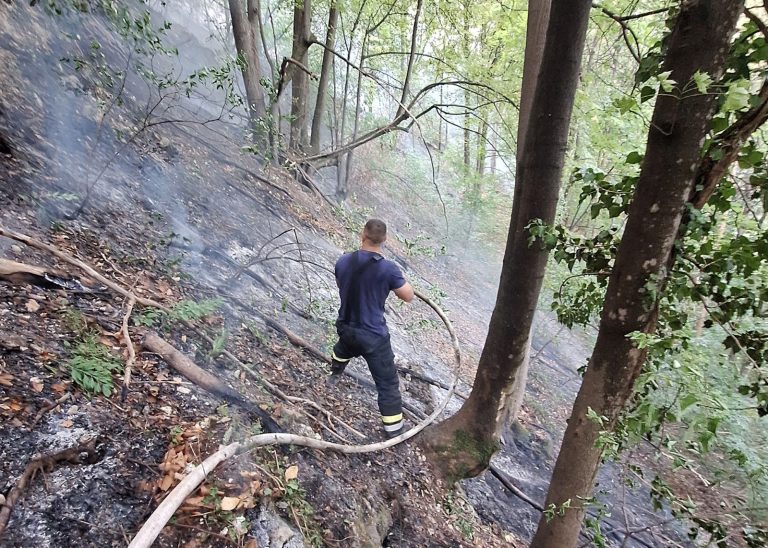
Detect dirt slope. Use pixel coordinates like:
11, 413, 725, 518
0, 3, 514, 547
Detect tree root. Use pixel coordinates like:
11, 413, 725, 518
0, 436, 101, 538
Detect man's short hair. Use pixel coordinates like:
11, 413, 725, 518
364, 219, 387, 244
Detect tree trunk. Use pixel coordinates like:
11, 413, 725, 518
228, 0, 268, 138
463, 86, 471, 168
516, 0, 550, 160
341, 35, 368, 201
309, 3, 338, 154
504, 0, 552, 421
396, 0, 423, 118
420, 0, 591, 479
530, 2, 744, 547
476, 117, 489, 176
289, 0, 312, 151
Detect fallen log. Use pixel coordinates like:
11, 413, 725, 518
142, 332, 282, 434
0, 258, 95, 292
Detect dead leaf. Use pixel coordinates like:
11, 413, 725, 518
25, 299, 40, 313
183, 496, 205, 507
60, 419, 73, 428
245, 539, 258, 548
160, 474, 174, 491
220, 496, 241, 511
30, 377, 44, 392
51, 382, 68, 393
0, 373, 13, 387
284, 465, 298, 482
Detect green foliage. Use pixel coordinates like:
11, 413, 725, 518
168, 299, 222, 322
208, 329, 228, 359
134, 299, 221, 329
441, 491, 475, 540
68, 334, 123, 397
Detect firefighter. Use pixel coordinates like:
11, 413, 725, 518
328, 219, 414, 438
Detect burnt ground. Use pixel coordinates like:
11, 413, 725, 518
0, 3, 512, 547
0, 2, 727, 548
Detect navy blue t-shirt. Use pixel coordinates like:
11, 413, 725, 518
335, 250, 406, 336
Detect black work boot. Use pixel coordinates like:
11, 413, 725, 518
326, 361, 345, 386
383, 420, 405, 439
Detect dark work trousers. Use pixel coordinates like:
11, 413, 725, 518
331, 322, 403, 428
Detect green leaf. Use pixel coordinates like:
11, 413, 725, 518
612, 96, 637, 114
656, 71, 676, 92
626, 151, 643, 164
680, 394, 698, 411
723, 80, 751, 112
692, 71, 713, 94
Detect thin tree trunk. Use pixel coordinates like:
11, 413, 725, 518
340, 35, 367, 201
421, 0, 591, 478
228, 0, 267, 138
335, 1, 366, 198
531, 3, 744, 546
463, 86, 471, 168
504, 0, 552, 422
396, 0, 424, 118
476, 116, 489, 175
289, 0, 312, 151
462, 3, 471, 169
310, 3, 338, 153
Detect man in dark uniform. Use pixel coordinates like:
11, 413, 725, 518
329, 219, 414, 438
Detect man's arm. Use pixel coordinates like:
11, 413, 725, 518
393, 281, 414, 303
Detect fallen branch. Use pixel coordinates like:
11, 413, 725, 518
31, 393, 71, 427
399, 365, 469, 400
488, 466, 544, 512
128, 288, 461, 548
142, 332, 282, 433
0, 227, 167, 311
120, 297, 136, 401
0, 436, 100, 537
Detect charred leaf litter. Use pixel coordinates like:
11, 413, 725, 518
0, 2, 691, 547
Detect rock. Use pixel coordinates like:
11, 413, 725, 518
249, 504, 304, 548
350, 502, 393, 548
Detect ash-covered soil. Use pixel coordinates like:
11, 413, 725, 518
0, 2, 702, 548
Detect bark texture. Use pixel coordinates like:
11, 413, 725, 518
421, 0, 591, 478
228, 0, 267, 133
531, 2, 745, 547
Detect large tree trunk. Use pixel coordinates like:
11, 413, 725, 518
228, 0, 268, 138
289, 0, 312, 151
421, 0, 591, 478
504, 0, 552, 422
309, 3, 338, 154
530, 2, 744, 547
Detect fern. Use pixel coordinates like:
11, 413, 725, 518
68, 335, 123, 397
169, 299, 222, 322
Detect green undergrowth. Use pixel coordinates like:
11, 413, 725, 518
66, 333, 123, 397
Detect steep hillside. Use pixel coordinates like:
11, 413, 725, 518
0, 3, 516, 546
0, 3, 698, 548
